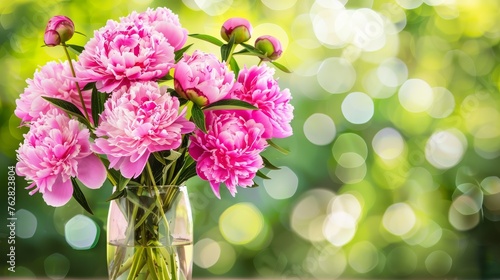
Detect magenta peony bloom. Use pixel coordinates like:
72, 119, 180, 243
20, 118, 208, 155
174, 50, 237, 106
189, 111, 268, 198
231, 64, 294, 138
93, 82, 195, 179
16, 109, 107, 207
121, 7, 187, 51
14, 60, 92, 124
77, 17, 175, 93
220, 17, 252, 44
44, 15, 74, 46
255, 35, 283, 61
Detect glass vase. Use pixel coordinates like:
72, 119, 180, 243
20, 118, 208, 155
107, 185, 193, 280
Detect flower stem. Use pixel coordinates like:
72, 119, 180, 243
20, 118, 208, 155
61, 43, 91, 122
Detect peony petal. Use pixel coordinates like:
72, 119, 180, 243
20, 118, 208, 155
42, 176, 73, 207
209, 181, 221, 199
76, 155, 107, 189
120, 152, 149, 179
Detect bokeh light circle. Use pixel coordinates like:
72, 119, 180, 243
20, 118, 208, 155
425, 250, 453, 276
194, 238, 221, 269
425, 129, 467, 169
44, 253, 70, 280
396, 0, 423, 9
290, 189, 336, 242
383, 203, 416, 236
16, 209, 37, 239
219, 203, 264, 245
303, 113, 336, 146
377, 58, 408, 87
398, 79, 434, 113
317, 57, 356, 94
64, 214, 99, 250
341, 92, 374, 124
192, 0, 233, 16
427, 87, 455, 118
348, 241, 379, 273
263, 166, 299, 199
261, 0, 297, 10
372, 127, 405, 160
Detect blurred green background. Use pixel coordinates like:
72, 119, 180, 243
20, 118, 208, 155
1, 0, 500, 278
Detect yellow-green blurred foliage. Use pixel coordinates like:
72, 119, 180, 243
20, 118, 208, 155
1, 0, 500, 278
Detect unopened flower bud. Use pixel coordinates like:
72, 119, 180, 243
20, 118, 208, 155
220, 17, 252, 44
255, 35, 282, 61
44, 15, 75, 46
44, 30, 61, 46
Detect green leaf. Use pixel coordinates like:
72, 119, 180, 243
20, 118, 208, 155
229, 57, 240, 76
71, 178, 94, 215
176, 161, 197, 185
191, 103, 206, 133
189, 34, 224, 47
271, 61, 292, 73
204, 99, 257, 110
175, 43, 193, 62
42, 96, 91, 127
256, 170, 271, 180
221, 35, 236, 62
267, 139, 290, 155
152, 152, 167, 165
66, 44, 84, 54
106, 188, 126, 202
82, 82, 96, 91
263, 156, 281, 170
91, 84, 108, 126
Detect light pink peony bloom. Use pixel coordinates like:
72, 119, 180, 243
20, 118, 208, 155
121, 7, 187, 51
15, 60, 92, 124
77, 17, 175, 93
231, 64, 294, 138
174, 50, 237, 106
16, 109, 107, 207
94, 82, 195, 179
189, 111, 268, 198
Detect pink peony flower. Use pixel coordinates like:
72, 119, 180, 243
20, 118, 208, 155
220, 17, 252, 44
16, 109, 107, 207
174, 50, 237, 106
77, 17, 175, 93
44, 15, 75, 46
189, 111, 268, 198
14, 60, 92, 124
121, 7, 187, 51
231, 64, 294, 138
255, 35, 283, 61
93, 82, 195, 179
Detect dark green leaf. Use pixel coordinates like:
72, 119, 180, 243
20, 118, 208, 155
191, 103, 206, 133
189, 34, 224, 47
204, 99, 257, 110
175, 43, 193, 62
256, 170, 271, 180
221, 35, 236, 62
267, 139, 290, 155
106, 188, 126, 202
71, 178, 94, 215
82, 82, 96, 91
229, 57, 240, 76
176, 162, 198, 185
67, 44, 85, 54
91, 85, 108, 126
271, 61, 292, 73
42, 96, 91, 127
263, 156, 281, 170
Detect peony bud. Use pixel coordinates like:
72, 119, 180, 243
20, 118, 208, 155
220, 17, 252, 44
44, 30, 61, 46
255, 35, 282, 61
44, 15, 75, 46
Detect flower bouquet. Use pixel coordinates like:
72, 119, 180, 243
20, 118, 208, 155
14, 7, 293, 280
